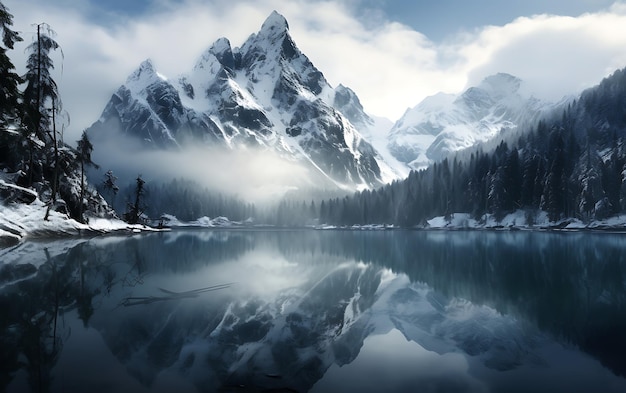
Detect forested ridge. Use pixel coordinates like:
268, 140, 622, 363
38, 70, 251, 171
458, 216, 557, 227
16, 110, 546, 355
316, 68, 626, 227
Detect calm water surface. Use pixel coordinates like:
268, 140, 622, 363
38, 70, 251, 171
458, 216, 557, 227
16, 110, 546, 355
1, 229, 625, 392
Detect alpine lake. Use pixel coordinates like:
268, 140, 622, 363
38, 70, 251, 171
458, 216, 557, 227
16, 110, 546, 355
1, 229, 625, 393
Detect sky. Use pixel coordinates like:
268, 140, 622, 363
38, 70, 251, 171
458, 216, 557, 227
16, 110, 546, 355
4, 0, 626, 144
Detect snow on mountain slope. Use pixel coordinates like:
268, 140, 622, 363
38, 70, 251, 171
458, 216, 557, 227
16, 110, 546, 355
95, 58, 226, 148
333, 84, 409, 180
389, 73, 554, 170
88, 11, 396, 191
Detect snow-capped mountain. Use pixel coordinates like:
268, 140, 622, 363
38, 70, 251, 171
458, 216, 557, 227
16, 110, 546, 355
88, 11, 399, 190
388, 73, 554, 169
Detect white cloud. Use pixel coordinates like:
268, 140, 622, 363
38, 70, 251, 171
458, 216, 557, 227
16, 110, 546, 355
460, 8, 626, 100
4, 0, 626, 145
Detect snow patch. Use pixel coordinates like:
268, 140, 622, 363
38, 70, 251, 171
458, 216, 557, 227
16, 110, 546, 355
0, 196, 158, 247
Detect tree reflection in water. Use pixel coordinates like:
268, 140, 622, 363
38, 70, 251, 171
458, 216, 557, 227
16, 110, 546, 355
0, 230, 624, 392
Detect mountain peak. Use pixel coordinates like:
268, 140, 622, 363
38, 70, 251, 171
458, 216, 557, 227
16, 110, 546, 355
195, 37, 234, 71
478, 73, 523, 98
389, 72, 550, 169
127, 59, 156, 81
210, 37, 232, 54
237, 10, 297, 68
260, 11, 290, 35
125, 58, 165, 90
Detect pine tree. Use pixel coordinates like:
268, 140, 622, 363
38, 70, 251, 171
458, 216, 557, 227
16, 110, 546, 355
124, 175, 145, 225
502, 148, 521, 211
0, 1, 23, 168
76, 131, 98, 223
101, 169, 119, 208
578, 145, 600, 223
606, 148, 623, 215
20, 22, 62, 187
102, 170, 119, 195
520, 152, 538, 208
488, 167, 506, 221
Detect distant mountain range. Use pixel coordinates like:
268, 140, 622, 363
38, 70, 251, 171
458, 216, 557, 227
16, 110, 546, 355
87, 11, 562, 195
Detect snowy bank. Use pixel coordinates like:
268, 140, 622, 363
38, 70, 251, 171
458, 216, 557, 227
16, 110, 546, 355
158, 214, 247, 228
0, 197, 158, 247
316, 210, 626, 231
424, 210, 626, 231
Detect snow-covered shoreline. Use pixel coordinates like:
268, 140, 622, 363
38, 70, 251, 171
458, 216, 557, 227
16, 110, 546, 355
157, 214, 247, 229
0, 197, 161, 248
317, 210, 626, 232
422, 211, 626, 231
4, 202, 626, 249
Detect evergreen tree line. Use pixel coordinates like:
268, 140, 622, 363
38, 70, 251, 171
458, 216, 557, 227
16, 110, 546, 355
99, 176, 256, 223
265, 198, 318, 226
0, 2, 105, 223
316, 68, 626, 227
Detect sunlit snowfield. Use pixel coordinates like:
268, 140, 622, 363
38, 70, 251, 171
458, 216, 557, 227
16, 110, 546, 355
1, 230, 625, 392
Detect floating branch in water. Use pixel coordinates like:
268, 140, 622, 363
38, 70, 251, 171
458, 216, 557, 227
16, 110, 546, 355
120, 283, 234, 307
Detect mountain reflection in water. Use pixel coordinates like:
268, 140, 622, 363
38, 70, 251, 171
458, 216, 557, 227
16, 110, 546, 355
1, 230, 625, 393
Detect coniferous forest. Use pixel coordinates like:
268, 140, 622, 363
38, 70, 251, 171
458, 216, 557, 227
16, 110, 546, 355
317, 68, 626, 227
107, 177, 257, 223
